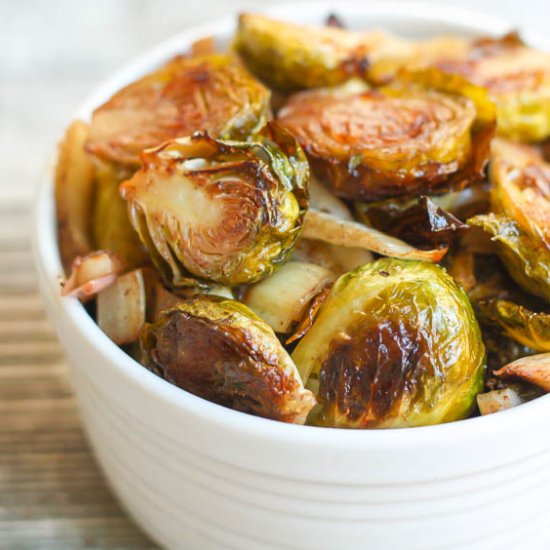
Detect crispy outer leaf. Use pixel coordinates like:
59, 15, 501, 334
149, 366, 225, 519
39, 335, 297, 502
468, 213, 550, 303
478, 299, 550, 352
356, 195, 468, 249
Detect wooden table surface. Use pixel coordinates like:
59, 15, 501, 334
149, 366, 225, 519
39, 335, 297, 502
1, 1, 548, 548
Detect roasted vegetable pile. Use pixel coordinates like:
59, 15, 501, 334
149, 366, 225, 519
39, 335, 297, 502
56, 13, 550, 427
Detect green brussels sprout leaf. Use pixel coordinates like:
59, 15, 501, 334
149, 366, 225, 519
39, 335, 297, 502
468, 214, 550, 303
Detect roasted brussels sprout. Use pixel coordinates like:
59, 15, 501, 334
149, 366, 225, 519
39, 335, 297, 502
431, 33, 550, 142
93, 162, 150, 269
86, 54, 270, 167
140, 296, 316, 423
478, 300, 550, 353
121, 123, 309, 287
235, 13, 371, 90
291, 259, 485, 428
468, 214, 550, 303
490, 138, 550, 247
278, 73, 494, 201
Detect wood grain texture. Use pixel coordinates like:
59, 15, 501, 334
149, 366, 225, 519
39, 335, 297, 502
0, 202, 158, 548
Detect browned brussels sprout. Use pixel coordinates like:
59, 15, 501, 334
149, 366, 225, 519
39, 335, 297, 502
86, 54, 270, 168
468, 214, 550, 303
278, 73, 494, 201
235, 13, 372, 90
120, 123, 309, 287
490, 138, 550, 247
291, 259, 485, 428
431, 33, 550, 142
140, 296, 316, 423
478, 300, 550, 353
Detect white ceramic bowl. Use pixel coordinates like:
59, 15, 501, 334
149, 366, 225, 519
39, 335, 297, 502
33, 3, 550, 548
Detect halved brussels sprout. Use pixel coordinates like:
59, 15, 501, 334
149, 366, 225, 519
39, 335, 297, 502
120, 123, 309, 287
278, 73, 494, 201
86, 54, 270, 167
478, 300, 550, 353
235, 13, 372, 90
291, 259, 485, 428
140, 296, 316, 423
468, 214, 550, 303
93, 162, 150, 270
432, 34, 550, 142
490, 138, 550, 247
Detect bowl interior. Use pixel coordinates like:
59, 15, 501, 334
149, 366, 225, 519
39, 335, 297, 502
34, 1, 550, 448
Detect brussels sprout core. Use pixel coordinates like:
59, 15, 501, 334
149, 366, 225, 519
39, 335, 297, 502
141, 297, 316, 423
292, 259, 485, 428
121, 123, 309, 287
